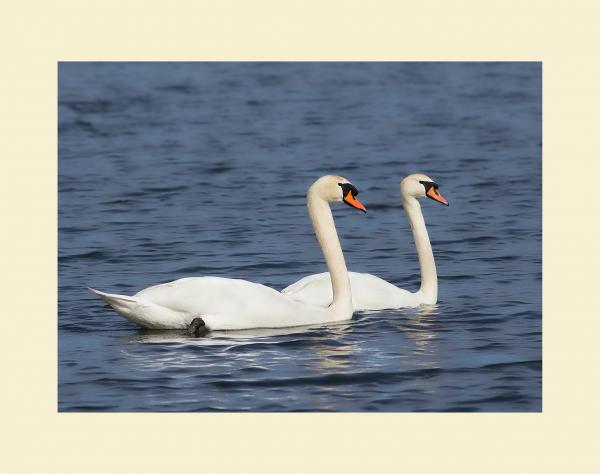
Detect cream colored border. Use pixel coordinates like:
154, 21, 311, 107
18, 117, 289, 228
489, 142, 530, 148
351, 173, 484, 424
1, 0, 598, 472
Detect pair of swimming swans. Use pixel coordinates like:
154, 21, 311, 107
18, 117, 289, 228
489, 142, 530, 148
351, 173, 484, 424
91, 173, 448, 333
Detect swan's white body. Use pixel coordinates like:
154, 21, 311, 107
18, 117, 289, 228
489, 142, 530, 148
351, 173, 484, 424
91, 277, 348, 330
91, 175, 365, 331
282, 272, 423, 311
282, 173, 447, 311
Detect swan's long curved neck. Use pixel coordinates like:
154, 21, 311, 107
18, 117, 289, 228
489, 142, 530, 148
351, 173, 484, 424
307, 192, 352, 316
403, 196, 437, 303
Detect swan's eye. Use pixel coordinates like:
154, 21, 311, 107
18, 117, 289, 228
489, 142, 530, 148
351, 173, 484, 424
338, 182, 359, 197
419, 180, 431, 190
419, 180, 438, 192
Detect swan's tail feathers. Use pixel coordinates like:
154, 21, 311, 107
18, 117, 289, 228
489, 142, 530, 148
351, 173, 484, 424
88, 288, 139, 318
88, 287, 189, 329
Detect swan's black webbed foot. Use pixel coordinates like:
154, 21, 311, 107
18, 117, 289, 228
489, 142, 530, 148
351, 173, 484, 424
187, 317, 209, 337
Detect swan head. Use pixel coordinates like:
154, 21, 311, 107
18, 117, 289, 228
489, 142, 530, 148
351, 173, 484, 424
400, 173, 449, 206
309, 175, 367, 213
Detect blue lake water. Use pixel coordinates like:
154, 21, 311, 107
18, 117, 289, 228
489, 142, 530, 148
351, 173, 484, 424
58, 62, 541, 411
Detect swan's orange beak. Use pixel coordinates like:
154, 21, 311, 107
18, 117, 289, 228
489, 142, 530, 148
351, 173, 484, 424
343, 190, 367, 213
426, 186, 449, 206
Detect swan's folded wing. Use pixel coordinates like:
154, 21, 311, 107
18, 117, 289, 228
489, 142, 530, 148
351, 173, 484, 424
281, 272, 333, 308
282, 272, 329, 295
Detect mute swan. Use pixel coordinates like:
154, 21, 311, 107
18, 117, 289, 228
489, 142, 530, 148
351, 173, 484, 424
90, 175, 367, 332
282, 174, 448, 311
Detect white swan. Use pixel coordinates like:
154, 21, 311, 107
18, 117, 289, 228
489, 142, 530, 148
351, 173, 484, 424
282, 173, 448, 311
90, 175, 367, 331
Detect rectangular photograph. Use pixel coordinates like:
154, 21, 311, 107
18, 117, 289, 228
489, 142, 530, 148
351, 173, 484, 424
58, 62, 541, 412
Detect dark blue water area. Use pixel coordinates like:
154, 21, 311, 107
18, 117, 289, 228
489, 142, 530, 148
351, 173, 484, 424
58, 62, 541, 412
